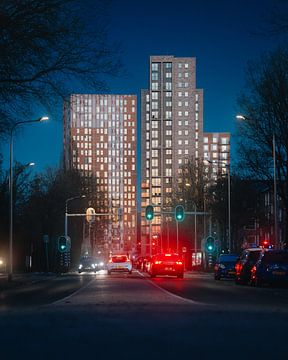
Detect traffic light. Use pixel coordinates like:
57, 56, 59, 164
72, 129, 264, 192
145, 205, 154, 221
205, 236, 215, 253
58, 236, 71, 253
175, 205, 185, 222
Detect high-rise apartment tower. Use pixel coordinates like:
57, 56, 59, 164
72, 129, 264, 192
141, 55, 204, 255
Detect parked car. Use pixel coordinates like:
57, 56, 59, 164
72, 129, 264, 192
149, 253, 184, 278
235, 248, 262, 285
107, 254, 132, 275
214, 254, 238, 280
78, 256, 97, 273
251, 249, 288, 287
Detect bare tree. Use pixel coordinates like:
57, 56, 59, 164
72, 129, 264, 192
236, 45, 288, 242
0, 0, 121, 138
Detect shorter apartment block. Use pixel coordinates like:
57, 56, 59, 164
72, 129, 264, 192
64, 94, 137, 256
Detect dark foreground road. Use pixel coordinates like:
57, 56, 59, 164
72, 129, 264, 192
0, 271, 287, 360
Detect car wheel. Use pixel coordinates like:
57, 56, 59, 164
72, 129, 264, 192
78, 270, 81, 274
255, 277, 262, 287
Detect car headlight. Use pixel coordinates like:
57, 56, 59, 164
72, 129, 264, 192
92, 264, 95, 268
219, 264, 226, 269
99, 262, 104, 267
0, 260, 3, 265
79, 264, 83, 269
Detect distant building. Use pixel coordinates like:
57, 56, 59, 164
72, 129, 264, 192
64, 94, 137, 256
203, 132, 230, 180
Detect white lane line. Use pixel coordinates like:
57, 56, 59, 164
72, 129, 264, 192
51, 277, 96, 305
136, 271, 210, 306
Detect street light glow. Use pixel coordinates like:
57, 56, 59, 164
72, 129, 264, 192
39, 116, 49, 121
236, 114, 246, 120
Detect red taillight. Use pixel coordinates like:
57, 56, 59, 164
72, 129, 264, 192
235, 263, 242, 274
154, 260, 162, 265
251, 265, 256, 279
176, 261, 183, 265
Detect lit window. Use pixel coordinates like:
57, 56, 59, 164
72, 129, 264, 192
152, 73, 158, 81
152, 63, 159, 71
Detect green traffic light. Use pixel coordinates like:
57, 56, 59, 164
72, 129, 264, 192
175, 205, 185, 222
145, 205, 154, 221
208, 245, 213, 251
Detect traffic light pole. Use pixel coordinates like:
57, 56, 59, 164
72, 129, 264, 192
176, 221, 179, 253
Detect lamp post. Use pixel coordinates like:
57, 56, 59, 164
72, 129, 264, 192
8, 116, 49, 281
185, 183, 197, 257
236, 115, 278, 249
207, 159, 231, 252
65, 195, 86, 237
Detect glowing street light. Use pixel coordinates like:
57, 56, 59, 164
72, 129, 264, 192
9, 116, 49, 281
236, 114, 278, 249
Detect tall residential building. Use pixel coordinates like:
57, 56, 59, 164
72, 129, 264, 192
203, 132, 230, 179
141, 55, 204, 255
64, 94, 137, 256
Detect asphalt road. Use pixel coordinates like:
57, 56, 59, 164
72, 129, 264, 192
0, 270, 287, 359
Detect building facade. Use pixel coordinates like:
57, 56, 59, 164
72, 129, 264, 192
64, 94, 137, 257
141, 55, 205, 256
203, 132, 230, 179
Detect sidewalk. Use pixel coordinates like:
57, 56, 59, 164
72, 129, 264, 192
0, 272, 57, 291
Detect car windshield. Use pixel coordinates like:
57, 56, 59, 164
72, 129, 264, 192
263, 252, 288, 264
218, 255, 238, 262
111, 255, 128, 263
80, 257, 94, 265
248, 251, 261, 260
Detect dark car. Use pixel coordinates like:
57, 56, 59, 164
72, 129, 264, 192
78, 256, 96, 273
149, 253, 184, 278
214, 254, 238, 280
235, 248, 262, 285
251, 249, 288, 287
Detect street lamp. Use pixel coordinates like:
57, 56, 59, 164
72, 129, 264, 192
65, 195, 86, 237
185, 183, 197, 256
237, 114, 278, 249
207, 159, 231, 252
9, 116, 49, 281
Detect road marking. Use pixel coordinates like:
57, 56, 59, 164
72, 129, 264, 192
137, 271, 210, 306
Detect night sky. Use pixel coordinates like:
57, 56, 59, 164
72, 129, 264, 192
1, 0, 279, 173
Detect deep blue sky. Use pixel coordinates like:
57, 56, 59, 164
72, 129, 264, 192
1, 0, 279, 173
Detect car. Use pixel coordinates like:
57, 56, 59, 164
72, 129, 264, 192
214, 253, 238, 280
107, 254, 132, 275
235, 248, 262, 285
149, 253, 184, 278
94, 258, 105, 271
251, 249, 288, 287
78, 256, 97, 273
